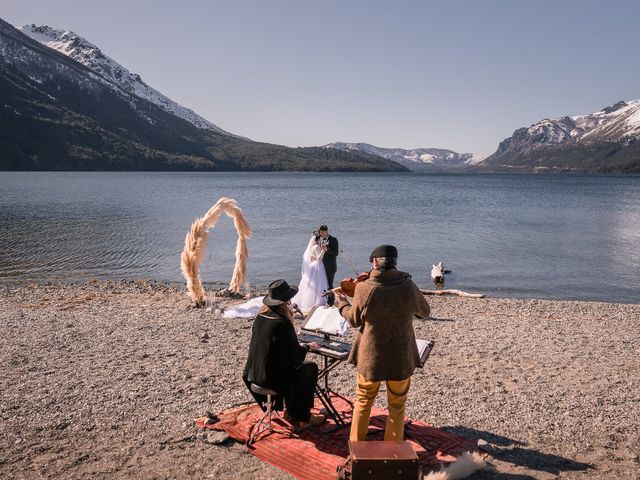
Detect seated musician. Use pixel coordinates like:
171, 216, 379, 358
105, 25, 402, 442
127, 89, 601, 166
243, 279, 326, 428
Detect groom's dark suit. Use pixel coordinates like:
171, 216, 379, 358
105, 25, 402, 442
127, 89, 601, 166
322, 235, 339, 291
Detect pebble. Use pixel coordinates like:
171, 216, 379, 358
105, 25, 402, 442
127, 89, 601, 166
477, 439, 495, 453
206, 431, 229, 444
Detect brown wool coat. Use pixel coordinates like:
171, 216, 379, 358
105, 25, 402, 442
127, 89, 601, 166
337, 269, 431, 381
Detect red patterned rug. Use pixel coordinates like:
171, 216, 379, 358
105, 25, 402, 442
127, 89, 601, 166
197, 395, 476, 480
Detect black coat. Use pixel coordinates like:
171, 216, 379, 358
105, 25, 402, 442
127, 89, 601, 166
322, 235, 339, 274
243, 310, 308, 397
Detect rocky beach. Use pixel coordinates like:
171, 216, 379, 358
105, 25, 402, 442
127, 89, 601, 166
1, 280, 638, 479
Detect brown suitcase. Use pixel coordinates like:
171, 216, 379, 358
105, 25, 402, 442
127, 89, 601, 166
348, 441, 421, 480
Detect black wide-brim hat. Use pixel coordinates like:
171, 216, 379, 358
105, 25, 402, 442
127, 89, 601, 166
263, 279, 298, 306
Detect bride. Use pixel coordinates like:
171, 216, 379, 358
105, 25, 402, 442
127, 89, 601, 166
291, 233, 329, 313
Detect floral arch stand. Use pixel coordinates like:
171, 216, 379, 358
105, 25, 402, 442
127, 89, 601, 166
180, 197, 252, 306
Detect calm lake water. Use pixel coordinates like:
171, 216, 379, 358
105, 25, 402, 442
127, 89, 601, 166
0, 172, 638, 303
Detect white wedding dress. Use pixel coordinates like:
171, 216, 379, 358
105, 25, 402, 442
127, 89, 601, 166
291, 236, 329, 313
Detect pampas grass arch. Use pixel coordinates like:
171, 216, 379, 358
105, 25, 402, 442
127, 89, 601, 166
181, 198, 252, 305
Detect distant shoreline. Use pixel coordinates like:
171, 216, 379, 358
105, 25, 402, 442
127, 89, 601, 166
1, 278, 637, 306
2, 169, 640, 175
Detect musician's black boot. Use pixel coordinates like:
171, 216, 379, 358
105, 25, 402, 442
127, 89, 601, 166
283, 409, 299, 428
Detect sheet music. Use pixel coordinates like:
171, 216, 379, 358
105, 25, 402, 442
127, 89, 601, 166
415, 338, 435, 367
303, 306, 349, 336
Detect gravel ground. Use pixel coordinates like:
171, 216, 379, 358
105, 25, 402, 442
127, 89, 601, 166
1, 280, 639, 479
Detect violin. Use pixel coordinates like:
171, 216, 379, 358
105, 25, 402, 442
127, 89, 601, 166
323, 271, 370, 298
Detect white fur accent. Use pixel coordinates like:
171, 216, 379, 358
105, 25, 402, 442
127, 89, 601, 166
424, 452, 486, 480
431, 261, 445, 284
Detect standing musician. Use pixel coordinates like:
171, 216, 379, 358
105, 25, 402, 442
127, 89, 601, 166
334, 245, 431, 442
243, 279, 326, 428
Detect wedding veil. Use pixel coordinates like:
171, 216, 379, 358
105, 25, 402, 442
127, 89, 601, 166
301, 235, 317, 276
293, 234, 329, 312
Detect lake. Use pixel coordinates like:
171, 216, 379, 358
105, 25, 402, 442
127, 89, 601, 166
0, 172, 638, 303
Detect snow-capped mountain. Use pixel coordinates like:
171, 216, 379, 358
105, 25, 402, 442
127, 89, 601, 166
1, 17, 405, 172
324, 142, 483, 172
482, 100, 640, 172
19, 24, 237, 137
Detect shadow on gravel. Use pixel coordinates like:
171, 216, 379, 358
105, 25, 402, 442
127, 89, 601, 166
472, 472, 538, 480
473, 470, 538, 480
442, 426, 527, 447
423, 316, 455, 322
442, 426, 594, 475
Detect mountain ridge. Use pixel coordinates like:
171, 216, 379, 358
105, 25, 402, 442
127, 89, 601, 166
3, 18, 639, 173
19, 24, 238, 137
0, 18, 406, 172
481, 100, 640, 172
324, 142, 483, 172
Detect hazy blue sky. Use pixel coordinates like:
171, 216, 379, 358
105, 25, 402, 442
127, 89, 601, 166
4, 0, 640, 155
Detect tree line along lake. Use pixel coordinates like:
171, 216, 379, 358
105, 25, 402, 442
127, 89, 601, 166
0, 172, 638, 304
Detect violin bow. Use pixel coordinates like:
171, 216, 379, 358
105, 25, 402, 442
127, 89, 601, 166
340, 248, 360, 277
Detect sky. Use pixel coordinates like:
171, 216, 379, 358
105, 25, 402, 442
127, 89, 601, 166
4, 0, 640, 156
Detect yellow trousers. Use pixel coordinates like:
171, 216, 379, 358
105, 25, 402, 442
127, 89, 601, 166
349, 372, 411, 442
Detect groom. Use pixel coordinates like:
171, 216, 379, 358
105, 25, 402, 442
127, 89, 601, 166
318, 224, 339, 305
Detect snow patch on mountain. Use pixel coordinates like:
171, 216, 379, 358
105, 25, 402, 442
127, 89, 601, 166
626, 106, 640, 130
19, 24, 236, 137
324, 142, 482, 171
466, 153, 486, 165
581, 100, 640, 140
520, 100, 640, 147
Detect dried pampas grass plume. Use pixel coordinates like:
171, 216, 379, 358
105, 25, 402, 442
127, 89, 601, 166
181, 198, 252, 305
424, 451, 486, 480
